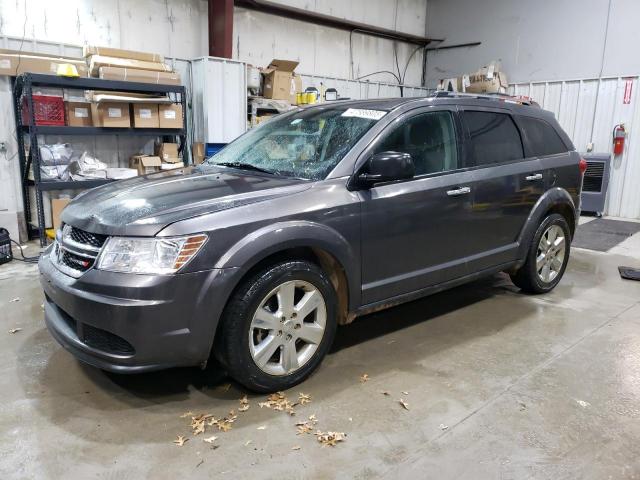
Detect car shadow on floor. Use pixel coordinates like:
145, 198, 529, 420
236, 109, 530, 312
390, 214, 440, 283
20, 272, 525, 414
83, 273, 521, 398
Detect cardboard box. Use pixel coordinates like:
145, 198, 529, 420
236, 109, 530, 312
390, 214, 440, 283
65, 102, 92, 127
129, 155, 161, 175
465, 71, 508, 94
192, 143, 205, 165
89, 55, 172, 77
155, 142, 180, 162
159, 104, 183, 129
98, 66, 181, 85
83, 45, 164, 63
262, 59, 302, 104
132, 103, 159, 128
90, 102, 131, 128
0, 50, 88, 77
51, 198, 71, 231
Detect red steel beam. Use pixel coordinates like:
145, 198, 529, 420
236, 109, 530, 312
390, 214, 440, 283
209, 0, 234, 58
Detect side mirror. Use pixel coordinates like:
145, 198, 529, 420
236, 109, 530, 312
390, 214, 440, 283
357, 151, 415, 187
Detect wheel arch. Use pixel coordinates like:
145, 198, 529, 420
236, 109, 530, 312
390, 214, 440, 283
516, 187, 577, 263
214, 220, 359, 320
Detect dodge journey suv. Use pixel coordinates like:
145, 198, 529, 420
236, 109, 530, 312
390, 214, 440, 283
40, 93, 584, 392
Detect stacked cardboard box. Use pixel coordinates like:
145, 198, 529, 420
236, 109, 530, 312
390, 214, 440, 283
155, 142, 183, 169
0, 49, 88, 77
438, 61, 508, 95
262, 59, 302, 105
84, 45, 181, 85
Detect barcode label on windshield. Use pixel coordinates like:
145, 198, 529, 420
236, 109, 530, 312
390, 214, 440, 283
341, 108, 386, 120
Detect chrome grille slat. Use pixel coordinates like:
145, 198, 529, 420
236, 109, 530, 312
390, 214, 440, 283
52, 224, 107, 277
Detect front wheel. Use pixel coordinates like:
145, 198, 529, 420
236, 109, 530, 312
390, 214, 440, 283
218, 260, 337, 393
511, 213, 571, 294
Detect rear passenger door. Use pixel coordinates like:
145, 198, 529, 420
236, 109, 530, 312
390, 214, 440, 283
459, 108, 544, 272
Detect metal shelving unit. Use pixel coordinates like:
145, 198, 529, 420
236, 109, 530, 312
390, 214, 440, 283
12, 73, 187, 246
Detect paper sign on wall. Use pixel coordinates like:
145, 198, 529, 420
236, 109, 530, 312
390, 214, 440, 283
74, 107, 88, 118
624, 79, 633, 105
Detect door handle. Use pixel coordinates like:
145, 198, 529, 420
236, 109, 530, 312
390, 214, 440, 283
525, 173, 543, 181
446, 186, 471, 196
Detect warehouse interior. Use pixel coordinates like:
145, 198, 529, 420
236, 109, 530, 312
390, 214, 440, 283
1, 0, 640, 478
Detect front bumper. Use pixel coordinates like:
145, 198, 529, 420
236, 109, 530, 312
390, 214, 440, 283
39, 247, 238, 373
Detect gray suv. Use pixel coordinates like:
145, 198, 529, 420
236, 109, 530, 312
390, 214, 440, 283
39, 94, 585, 392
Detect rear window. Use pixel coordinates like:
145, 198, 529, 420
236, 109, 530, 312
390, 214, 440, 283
518, 116, 568, 156
463, 111, 524, 166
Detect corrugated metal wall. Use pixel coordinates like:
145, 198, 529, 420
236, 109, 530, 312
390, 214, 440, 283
509, 77, 640, 219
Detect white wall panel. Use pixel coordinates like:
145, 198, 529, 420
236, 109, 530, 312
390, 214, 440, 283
510, 76, 640, 219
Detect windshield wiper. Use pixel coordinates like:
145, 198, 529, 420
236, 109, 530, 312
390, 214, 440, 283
214, 162, 275, 175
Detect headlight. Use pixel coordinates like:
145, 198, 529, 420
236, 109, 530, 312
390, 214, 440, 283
96, 234, 207, 274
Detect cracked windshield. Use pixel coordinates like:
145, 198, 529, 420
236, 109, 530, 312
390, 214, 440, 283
206, 107, 386, 180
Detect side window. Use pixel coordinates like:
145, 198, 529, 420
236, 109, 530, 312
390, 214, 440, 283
463, 111, 524, 166
518, 116, 568, 156
374, 111, 459, 176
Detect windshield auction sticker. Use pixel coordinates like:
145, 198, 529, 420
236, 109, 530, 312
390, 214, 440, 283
341, 108, 387, 120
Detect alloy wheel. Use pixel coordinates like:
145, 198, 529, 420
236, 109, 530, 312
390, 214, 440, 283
249, 280, 327, 376
536, 224, 566, 283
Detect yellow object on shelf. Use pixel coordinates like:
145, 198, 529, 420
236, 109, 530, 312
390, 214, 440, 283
56, 63, 79, 77
45, 228, 55, 240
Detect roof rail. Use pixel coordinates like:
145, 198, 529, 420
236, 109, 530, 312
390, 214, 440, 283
430, 90, 540, 107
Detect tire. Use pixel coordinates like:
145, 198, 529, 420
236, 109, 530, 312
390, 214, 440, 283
511, 213, 571, 294
218, 260, 337, 393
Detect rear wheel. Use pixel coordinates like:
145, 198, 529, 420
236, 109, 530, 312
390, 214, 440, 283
218, 260, 337, 393
511, 213, 571, 294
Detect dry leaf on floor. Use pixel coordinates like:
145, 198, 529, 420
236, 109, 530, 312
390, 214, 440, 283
8, 328, 22, 334
173, 435, 188, 446
217, 421, 232, 432
180, 411, 194, 418
257, 425, 267, 430
259, 391, 297, 415
10, 297, 20, 303
576, 399, 591, 408
203, 435, 218, 444
193, 422, 205, 435
399, 399, 409, 410
380, 391, 390, 396
295, 414, 319, 435
360, 374, 369, 383
291, 446, 301, 450
238, 395, 250, 412
439, 423, 449, 431
298, 393, 312, 405
244, 440, 252, 446
316, 431, 346, 447
402, 391, 409, 395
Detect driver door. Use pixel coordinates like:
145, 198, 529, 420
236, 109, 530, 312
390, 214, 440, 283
358, 107, 477, 305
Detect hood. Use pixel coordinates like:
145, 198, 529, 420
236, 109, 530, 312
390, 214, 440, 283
61, 165, 311, 236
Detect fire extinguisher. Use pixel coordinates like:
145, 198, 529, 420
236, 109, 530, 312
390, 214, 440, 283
613, 124, 626, 156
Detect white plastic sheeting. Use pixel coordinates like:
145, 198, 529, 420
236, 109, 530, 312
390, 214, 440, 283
509, 77, 640, 219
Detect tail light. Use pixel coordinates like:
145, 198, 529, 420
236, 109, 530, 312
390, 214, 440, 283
579, 158, 588, 175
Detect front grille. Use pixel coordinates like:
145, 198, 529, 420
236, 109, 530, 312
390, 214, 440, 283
60, 249, 94, 272
67, 226, 107, 249
82, 323, 135, 356
53, 224, 106, 277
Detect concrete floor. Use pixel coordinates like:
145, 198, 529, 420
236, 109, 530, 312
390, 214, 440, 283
1, 235, 640, 479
